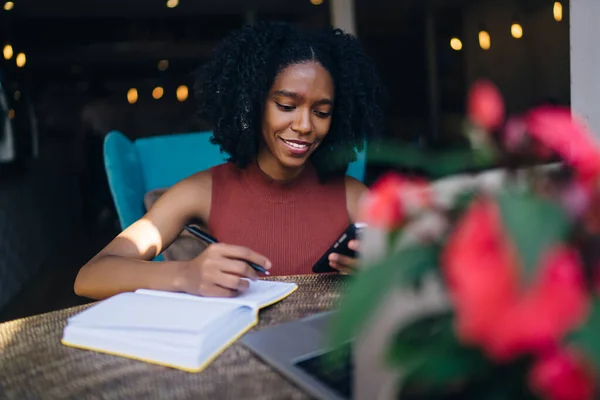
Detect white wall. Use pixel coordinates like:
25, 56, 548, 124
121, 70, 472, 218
570, 0, 600, 138
462, 0, 570, 114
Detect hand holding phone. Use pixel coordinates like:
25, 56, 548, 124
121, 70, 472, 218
312, 222, 367, 274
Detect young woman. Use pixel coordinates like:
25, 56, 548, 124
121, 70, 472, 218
74, 21, 386, 300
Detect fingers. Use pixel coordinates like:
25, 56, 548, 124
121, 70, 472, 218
185, 244, 267, 298
328, 246, 361, 275
216, 272, 251, 292
329, 253, 358, 269
348, 240, 360, 252
212, 244, 272, 272
220, 259, 259, 281
328, 261, 354, 275
203, 285, 238, 298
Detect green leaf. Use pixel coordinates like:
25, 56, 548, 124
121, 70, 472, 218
366, 140, 496, 179
460, 356, 538, 400
569, 296, 600, 372
388, 313, 489, 387
327, 245, 440, 349
395, 317, 538, 400
496, 190, 570, 283
403, 245, 441, 289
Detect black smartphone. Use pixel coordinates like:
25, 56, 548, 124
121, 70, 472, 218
312, 222, 367, 273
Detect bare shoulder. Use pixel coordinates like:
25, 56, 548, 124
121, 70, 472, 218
91, 168, 215, 262
181, 168, 213, 194
161, 168, 213, 222
344, 176, 368, 223
345, 175, 368, 196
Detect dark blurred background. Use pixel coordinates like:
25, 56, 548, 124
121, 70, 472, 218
0, 0, 570, 321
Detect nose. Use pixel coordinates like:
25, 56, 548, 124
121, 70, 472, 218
291, 108, 312, 136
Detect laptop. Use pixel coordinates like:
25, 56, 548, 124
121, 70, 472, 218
240, 312, 352, 400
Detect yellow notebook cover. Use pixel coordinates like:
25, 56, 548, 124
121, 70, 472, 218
61, 280, 298, 372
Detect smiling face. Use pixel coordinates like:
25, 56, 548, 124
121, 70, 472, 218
257, 61, 334, 181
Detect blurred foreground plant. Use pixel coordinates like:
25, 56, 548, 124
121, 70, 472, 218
331, 80, 600, 400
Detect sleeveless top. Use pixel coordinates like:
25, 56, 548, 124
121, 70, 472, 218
208, 161, 350, 276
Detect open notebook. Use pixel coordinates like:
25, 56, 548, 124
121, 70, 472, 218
61, 280, 298, 372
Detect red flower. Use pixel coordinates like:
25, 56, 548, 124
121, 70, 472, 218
442, 197, 519, 346
359, 172, 430, 230
485, 247, 588, 360
359, 173, 405, 230
467, 79, 505, 131
443, 198, 589, 361
503, 115, 554, 159
526, 106, 600, 183
529, 348, 595, 400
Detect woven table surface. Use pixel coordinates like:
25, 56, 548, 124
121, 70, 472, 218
0, 274, 346, 400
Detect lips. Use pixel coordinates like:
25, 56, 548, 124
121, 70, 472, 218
279, 137, 314, 155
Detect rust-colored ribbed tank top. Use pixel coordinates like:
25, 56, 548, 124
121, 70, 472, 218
208, 161, 350, 276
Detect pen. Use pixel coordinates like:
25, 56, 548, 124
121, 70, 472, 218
184, 225, 270, 275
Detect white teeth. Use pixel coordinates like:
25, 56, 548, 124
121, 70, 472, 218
282, 139, 309, 149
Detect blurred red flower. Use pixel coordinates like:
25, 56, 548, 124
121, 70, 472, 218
486, 246, 588, 360
442, 198, 519, 346
529, 348, 595, 400
467, 79, 505, 131
359, 172, 430, 230
526, 107, 600, 184
503, 115, 554, 160
443, 198, 588, 361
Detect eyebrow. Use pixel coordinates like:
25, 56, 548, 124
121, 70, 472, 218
273, 90, 333, 106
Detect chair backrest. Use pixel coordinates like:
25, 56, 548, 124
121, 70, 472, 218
347, 145, 366, 183
104, 130, 367, 232
134, 131, 227, 191
134, 131, 367, 188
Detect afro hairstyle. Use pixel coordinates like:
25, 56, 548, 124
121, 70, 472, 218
194, 20, 386, 180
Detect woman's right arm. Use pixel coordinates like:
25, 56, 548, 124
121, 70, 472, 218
74, 172, 271, 300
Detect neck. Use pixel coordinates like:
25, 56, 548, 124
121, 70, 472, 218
256, 151, 305, 182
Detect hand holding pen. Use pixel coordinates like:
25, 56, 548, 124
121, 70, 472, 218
184, 226, 270, 275
171, 225, 272, 298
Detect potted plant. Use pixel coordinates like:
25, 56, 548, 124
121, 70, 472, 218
330, 80, 600, 400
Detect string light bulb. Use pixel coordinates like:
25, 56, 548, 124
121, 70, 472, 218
3, 1, 14, 11
3, 44, 13, 60
127, 88, 138, 104
15, 53, 26, 67
176, 85, 189, 102
166, 0, 178, 8
479, 31, 491, 50
450, 38, 463, 51
554, 2, 563, 22
511, 23, 523, 39
152, 87, 164, 100
158, 60, 169, 71
310, 0, 323, 5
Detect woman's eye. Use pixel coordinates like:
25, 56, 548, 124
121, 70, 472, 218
276, 102, 295, 111
314, 110, 332, 118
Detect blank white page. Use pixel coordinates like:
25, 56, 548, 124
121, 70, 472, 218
136, 280, 298, 310
68, 292, 240, 333
230, 280, 298, 308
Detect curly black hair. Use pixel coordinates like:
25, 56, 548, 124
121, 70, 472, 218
194, 21, 386, 179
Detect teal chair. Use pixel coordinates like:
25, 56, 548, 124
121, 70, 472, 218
104, 130, 367, 259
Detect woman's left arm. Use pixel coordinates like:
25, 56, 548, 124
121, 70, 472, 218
328, 176, 369, 274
